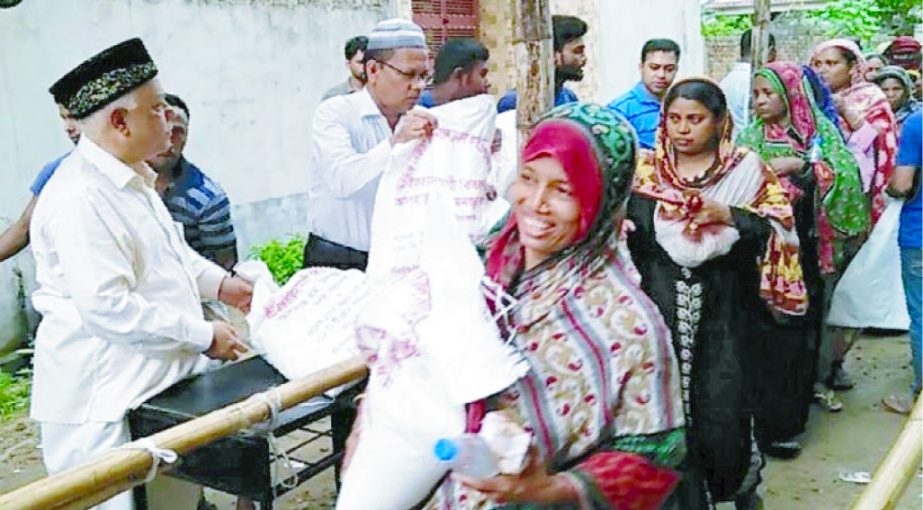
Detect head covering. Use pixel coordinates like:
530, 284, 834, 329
812, 38, 868, 87
812, 39, 898, 226
476, 104, 683, 510
634, 77, 807, 315
801, 65, 842, 132
366, 18, 427, 51
886, 36, 922, 71
487, 103, 637, 286
738, 63, 869, 275
872, 65, 922, 127
49, 38, 157, 119
519, 120, 603, 240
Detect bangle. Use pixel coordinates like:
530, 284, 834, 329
352, 392, 365, 405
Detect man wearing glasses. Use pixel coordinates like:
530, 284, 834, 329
307, 18, 436, 271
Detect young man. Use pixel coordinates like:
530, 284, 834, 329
147, 94, 238, 271
0, 104, 80, 263
883, 109, 923, 415
496, 15, 587, 113
30, 38, 252, 510
607, 38, 681, 150
720, 29, 776, 139
306, 18, 436, 270
419, 38, 490, 108
322, 35, 369, 101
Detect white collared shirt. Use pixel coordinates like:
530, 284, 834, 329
29, 136, 226, 424
308, 88, 394, 251
720, 61, 753, 140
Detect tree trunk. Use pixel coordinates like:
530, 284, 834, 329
750, 0, 772, 72
512, 0, 554, 141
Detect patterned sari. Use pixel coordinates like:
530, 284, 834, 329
737, 62, 870, 275
425, 104, 685, 510
812, 39, 898, 226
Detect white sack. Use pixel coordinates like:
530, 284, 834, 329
827, 198, 909, 329
366, 95, 503, 279
237, 260, 368, 394
336, 167, 527, 510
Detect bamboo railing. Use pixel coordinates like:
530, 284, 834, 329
852, 394, 923, 510
0, 356, 367, 510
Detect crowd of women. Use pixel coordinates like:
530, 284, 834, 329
414, 37, 918, 510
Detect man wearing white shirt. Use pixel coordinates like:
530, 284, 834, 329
30, 38, 251, 510
720, 29, 776, 140
306, 18, 436, 270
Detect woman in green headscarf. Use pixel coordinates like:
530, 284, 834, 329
738, 62, 869, 427
420, 103, 686, 510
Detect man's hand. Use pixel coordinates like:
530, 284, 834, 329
391, 110, 438, 145
206, 321, 248, 361
218, 276, 253, 313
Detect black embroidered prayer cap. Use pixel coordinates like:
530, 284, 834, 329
49, 38, 158, 119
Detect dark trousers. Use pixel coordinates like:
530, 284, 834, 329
302, 234, 368, 487
302, 234, 368, 271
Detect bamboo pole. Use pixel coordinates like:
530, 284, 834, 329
852, 394, 923, 510
0, 356, 368, 510
512, 0, 553, 141
750, 0, 772, 72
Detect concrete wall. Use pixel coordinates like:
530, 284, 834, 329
0, 0, 398, 353
597, 0, 705, 104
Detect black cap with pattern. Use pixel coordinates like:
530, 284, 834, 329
49, 38, 158, 118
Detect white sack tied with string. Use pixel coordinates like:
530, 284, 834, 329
336, 98, 527, 510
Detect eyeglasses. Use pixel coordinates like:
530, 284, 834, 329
379, 60, 433, 87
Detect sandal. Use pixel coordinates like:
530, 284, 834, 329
882, 395, 912, 415
814, 388, 844, 412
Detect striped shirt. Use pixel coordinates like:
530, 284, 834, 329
162, 158, 237, 262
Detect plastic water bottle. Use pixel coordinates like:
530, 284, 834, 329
808, 136, 824, 163
433, 435, 500, 479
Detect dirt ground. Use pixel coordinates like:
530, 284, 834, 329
1, 333, 921, 509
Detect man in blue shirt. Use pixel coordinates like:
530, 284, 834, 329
0, 104, 79, 263
419, 38, 490, 108
607, 38, 681, 150
884, 109, 922, 414
496, 15, 587, 113
148, 94, 238, 271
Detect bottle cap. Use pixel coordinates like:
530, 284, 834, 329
434, 438, 458, 461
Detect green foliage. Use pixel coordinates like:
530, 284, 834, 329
703, 1, 921, 45
702, 13, 752, 37
248, 236, 306, 285
0, 369, 31, 422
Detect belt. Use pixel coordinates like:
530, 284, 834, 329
303, 234, 368, 271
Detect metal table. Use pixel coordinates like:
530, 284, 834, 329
128, 356, 355, 509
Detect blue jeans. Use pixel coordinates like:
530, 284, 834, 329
901, 247, 922, 394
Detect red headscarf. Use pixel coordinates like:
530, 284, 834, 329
486, 120, 603, 281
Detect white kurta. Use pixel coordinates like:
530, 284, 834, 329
29, 137, 225, 508
307, 88, 394, 252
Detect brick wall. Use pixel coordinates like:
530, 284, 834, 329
705, 17, 830, 81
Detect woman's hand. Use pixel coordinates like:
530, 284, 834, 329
686, 199, 732, 235
454, 450, 577, 505
832, 95, 865, 129
769, 156, 806, 176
